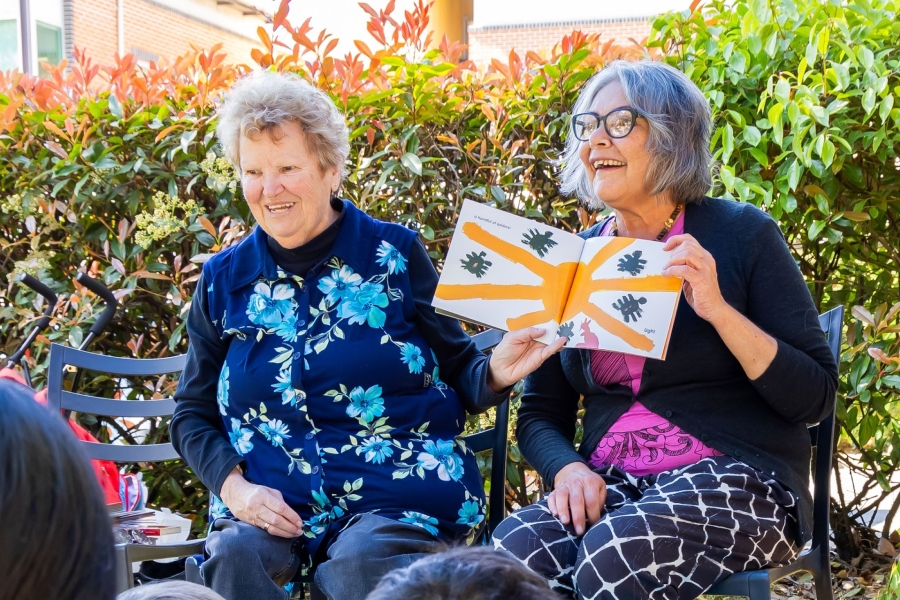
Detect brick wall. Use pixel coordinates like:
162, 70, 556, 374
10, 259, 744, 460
71, 0, 119, 66
467, 17, 652, 64
71, 0, 262, 67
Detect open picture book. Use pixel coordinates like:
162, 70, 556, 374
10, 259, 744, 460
432, 200, 684, 359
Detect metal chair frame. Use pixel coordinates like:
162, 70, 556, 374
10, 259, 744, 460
705, 306, 843, 599
48, 305, 842, 598
46, 343, 204, 593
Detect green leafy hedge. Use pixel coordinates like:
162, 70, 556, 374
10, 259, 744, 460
1, 0, 898, 556
651, 0, 900, 556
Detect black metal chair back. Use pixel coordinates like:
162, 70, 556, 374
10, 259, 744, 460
706, 306, 843, 600
46, 343, 203, 593
462, 328, 508, 535
47, 344, 185, 463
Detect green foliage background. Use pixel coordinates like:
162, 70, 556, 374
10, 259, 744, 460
651, 0, 900, 558
1, 0, 898, 561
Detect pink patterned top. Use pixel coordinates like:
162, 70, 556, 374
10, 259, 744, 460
587, 212, 723, 476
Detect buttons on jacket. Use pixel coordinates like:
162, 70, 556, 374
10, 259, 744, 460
734, 450, 743, 458
305, 432, 314, 440
664, 410, 673, 418
312, 466, 319, 474
700, 434, 709, 442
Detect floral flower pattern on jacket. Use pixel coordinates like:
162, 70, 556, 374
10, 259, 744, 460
208, 236, 485, 548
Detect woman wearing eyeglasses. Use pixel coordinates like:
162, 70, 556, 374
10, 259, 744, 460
491, 60, 838, 600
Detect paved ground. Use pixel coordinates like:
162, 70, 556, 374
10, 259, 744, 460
833, 458, 900, 537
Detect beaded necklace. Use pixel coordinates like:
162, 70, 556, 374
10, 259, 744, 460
609, 203, 684, 241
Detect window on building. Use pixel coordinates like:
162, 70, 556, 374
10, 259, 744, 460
36, 21, 61, 77
0, 20, 18, 72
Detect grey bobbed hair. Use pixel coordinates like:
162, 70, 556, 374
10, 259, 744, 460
558, 60, 714, 209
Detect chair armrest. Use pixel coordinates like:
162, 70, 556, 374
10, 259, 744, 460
121, 539, 206, 564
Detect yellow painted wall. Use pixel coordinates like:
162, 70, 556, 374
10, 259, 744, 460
427, 0, 473, 46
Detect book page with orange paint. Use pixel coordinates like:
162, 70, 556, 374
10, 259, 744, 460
432, 200, 683, 359
432, 200, 583, 343
559, 236, 682, 359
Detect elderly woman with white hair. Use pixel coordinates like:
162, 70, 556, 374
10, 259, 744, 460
170, 71, 564, 600
491, 60, 838, 600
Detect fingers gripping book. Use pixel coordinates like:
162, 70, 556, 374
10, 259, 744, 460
432, 200, 683, 359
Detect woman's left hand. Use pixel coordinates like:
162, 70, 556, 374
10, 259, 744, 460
662, 234, 727, 323
487, 327, 567, 392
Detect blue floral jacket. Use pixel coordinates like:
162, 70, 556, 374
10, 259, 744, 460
175, 201, 499, 560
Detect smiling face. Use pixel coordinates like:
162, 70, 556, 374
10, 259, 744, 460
239, 120, 341, 249
578, 80, 655, 210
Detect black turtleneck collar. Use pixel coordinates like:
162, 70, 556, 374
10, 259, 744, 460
266, 198, 345, 278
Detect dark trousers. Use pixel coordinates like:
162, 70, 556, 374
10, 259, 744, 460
202, 513, 441, 600
492, 457, 800, 600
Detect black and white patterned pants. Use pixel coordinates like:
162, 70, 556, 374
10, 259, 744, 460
492, 457, 800, 600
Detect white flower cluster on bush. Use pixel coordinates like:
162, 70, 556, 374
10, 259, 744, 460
200, 151, 238, 194
14, 251, 56, 277
1, 193, 25, 217
134, 191, 198, 248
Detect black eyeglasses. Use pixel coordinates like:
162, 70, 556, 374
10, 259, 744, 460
571, 107, 641, 141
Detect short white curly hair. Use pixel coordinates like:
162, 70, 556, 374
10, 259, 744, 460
216, 70, 350, 177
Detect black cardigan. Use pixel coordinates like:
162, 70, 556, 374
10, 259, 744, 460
516, 197, 838, 544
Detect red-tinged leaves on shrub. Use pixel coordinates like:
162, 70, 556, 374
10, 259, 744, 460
367, 20, 387, 46
324, 38, 339, 57
45, 140, 67, 159
868, 347, 899, 366
258, 26, 273, 53
291, 17, 316, 51
526, 51, 544, 65
273, 0, 290, 31
305, 59, 319, 79
131, 270, 171, 281
600, 38, 616, 57
198, 217, 216, 237
155, 124, 181, 143
490, 59, 508, 79
853, 306, 876, 328
118, 219, 131, 245
358, 2, 379, 19
42, 120, 69, 141
251, 48, 272, 68
127, 333, 145, 357
355, 40, 375, 59
509, 50, 523, 82
321, 56, 335, 80
111, 257, 126, 275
